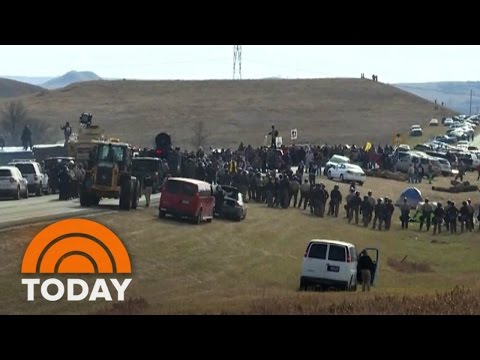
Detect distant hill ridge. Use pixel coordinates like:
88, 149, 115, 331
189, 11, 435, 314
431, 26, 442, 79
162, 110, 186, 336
395, 81, 480, 115
41, 71, 101, 89
0, 78, 43, 98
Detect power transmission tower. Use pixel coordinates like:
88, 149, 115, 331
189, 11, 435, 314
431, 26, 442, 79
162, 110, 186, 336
233, 45, 242, 80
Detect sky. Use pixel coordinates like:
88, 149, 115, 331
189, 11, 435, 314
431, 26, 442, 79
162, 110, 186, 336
0, 45, 479, 83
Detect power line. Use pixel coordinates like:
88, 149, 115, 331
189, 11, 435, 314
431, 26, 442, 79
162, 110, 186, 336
233, 46, 242, 79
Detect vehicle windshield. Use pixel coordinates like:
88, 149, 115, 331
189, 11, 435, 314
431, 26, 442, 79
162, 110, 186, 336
331, 155, 349, 164
13, 164, 35, 174
0, 169, 12, 177
97, 144, 125, 163
133, 159, 158, 172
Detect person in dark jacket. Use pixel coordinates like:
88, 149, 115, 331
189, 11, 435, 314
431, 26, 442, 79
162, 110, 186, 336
298, 179, 310, 210
433, 203, 444, 235
357, 250, 375, 292
446, 201, 459, 234
348, 191, 362, 224
459, 201, 470, 233
329, 185, 342, 217
21, 125, 33, 150
419, 198, 433, 231
384, 198, 395, 230
399, 197, 410, 229
265, 177, 274, 207
361, 195, 373, 227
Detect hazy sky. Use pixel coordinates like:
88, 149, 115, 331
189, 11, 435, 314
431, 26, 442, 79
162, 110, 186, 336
1, 45, 479, 83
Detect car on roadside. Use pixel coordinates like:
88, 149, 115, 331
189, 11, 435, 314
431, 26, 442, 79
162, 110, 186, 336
429, 118, 439, 126
299, 239, 379, 292
212, 184, 247, 221
8, 160, 49, 196
323, 154, 351, 175
0, 166, 29, 200
327, 163, 366, 185
410, 125, 423, 136
159, 177, 215, 224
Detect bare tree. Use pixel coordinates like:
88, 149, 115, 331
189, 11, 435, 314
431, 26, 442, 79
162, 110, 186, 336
28, 117, 53, 144
0, 100, 28, 143
191, 120, 208, 149
0, 100, 54, 146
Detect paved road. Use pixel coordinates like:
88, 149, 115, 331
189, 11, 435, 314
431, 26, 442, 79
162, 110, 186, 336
0, 193, 161, 229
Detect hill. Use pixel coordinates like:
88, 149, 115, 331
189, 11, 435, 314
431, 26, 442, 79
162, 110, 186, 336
0, 78, 43, 98
0, 76, 54, 86
1, 78, 456, 149
41, 70, 101, 89
394, 81, 480, 115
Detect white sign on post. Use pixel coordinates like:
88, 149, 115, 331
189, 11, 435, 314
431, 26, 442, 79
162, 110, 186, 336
291, 129, 298, 140
275, 137, 283, 148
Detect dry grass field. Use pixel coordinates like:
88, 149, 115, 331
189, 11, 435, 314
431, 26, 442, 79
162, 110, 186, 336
0, 78, 456, 149
1, 171, 479, 315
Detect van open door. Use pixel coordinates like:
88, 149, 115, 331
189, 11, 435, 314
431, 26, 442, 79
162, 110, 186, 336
357, 248, 380, 285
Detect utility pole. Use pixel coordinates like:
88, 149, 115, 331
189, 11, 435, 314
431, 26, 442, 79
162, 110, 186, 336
233, 46, 242, 80
469, 89, 473, 116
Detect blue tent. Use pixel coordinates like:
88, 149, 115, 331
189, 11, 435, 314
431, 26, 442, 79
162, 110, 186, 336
395, 187, 423, 209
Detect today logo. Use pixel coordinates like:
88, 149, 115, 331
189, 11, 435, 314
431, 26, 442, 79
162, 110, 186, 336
21, 219, 132, 302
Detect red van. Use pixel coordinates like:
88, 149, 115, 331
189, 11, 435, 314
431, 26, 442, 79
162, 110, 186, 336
159, 177, 215, 224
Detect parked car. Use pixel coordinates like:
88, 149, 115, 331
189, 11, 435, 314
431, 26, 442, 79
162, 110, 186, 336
443, 118, 454, 126
327, 163, 366, 185
410, 125, 423, 136
429, 118, 439, 126
323, 154, 350, 175
8, 160, 49, 196
299, 239, 379, 291
0, 166, 29, 200
212, 185, 247, 221
158, 177, 215, 224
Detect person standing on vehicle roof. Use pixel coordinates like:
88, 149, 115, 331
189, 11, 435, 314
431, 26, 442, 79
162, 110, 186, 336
61, 121, 72, 146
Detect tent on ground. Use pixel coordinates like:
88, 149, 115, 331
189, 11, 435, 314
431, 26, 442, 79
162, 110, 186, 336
395, 187, 423, 209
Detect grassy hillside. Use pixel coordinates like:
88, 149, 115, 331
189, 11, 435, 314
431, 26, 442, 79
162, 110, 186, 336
0, 78, 43, 98
1, 78, 456, 149
1, 171, 479, 314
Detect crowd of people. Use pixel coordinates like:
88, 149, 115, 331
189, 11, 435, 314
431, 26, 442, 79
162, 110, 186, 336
160, 140, 480, 233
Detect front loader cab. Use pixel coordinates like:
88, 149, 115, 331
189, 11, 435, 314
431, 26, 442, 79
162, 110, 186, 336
80, 141, 140, 210
95, 143, 130, 180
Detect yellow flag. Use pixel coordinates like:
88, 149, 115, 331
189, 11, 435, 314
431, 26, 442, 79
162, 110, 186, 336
364, 142, 372, 152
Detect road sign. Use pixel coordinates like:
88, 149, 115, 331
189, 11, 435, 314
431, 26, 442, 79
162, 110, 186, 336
275, 137, 283, 148
291, 129, 298, 140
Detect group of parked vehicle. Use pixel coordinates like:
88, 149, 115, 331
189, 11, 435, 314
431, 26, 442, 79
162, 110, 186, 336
0, 159, 53, 200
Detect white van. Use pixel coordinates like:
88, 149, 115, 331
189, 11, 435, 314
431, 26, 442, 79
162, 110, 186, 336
300, 239, 379, 291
